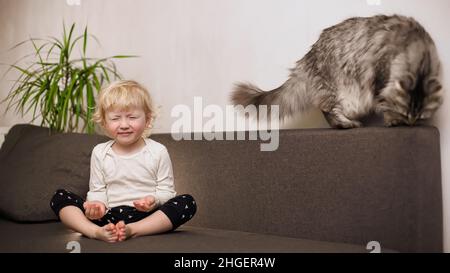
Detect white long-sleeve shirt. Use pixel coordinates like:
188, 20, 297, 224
86, 138, 176, 208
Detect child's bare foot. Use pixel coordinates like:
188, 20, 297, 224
93, 223, 118, 243
116, 221, 132, 241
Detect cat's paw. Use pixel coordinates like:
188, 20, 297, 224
335, 120, 362, 129
384, 119, 404, 127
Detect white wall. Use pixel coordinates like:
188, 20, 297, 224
0, 0, 449, 251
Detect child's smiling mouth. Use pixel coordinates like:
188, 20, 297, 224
117, 132, 133, 136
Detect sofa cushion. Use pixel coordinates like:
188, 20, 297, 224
0, 124, 108, 222
0, 218, 382, 252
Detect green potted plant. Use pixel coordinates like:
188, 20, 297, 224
1, 23, 136, 134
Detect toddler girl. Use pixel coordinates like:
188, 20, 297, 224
50, 80, 196, 242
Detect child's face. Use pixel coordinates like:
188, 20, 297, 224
104, 106, 150, 146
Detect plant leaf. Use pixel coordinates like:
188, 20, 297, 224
83, 26, 88, 56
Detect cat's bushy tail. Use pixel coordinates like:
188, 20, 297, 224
230, 79, 311, 120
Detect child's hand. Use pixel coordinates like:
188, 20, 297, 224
83, 201, 106, 220
133, 196, 156, 212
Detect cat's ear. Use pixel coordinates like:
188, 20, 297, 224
395, 81, 405, 92
424, 77, 442, 95
396, 74, 415, 92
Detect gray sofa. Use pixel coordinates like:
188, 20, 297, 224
0, 124, 442, 252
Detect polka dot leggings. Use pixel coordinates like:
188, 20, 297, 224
50, 189, 197, 230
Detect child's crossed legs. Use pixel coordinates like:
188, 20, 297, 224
50, 189, 197, 242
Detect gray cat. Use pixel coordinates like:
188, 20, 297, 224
231, 15, 443, 128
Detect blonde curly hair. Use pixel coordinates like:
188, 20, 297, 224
93, 80, 157, 138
